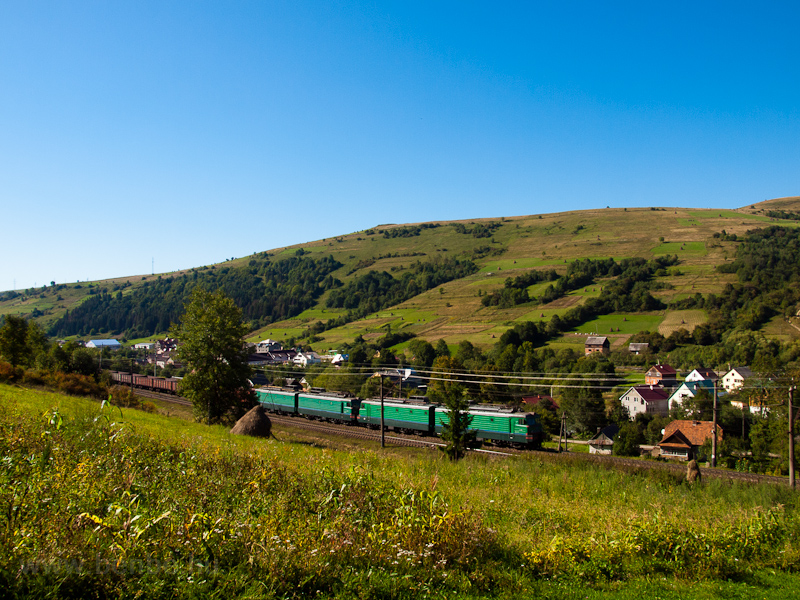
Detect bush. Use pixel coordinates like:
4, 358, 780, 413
45, 372, 106, 399
0, 360, 23, 383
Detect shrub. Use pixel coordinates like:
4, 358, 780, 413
0, 360, 23, 383
44, 372, 106, 399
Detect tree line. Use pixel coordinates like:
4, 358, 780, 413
49, 254, 343, 339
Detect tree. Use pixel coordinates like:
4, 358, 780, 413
430, 356, 476, 460
613, 422, 644, 456
170, 288, 254, 424
0, 315, 29, 366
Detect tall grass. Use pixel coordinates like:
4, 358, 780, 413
1, 383, 799, 599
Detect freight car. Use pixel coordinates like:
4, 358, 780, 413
110, 371, 181, 394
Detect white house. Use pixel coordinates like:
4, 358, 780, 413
668, 379, 715, 411
721, 367, 754, 393
133, 342, 155, 350
685, 368, 718, 383
293, 351, 322, 367
620, 385, 670, 419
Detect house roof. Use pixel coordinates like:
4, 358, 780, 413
659, 420, 721, 447
585, 336, 609, 346
681, 379, 714, 393
726, 366, 754, 379
629, 385, 670, 401
629, 343, 649, 352
658, 430, 694, 449
647, 364, 676, 376
589, 424, 620, 445
87, 339, 121, 347
688, 367, 718, 380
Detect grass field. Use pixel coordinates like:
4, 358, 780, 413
2, 383, 800, 599
651, 241, 707, 256
571, 313, 664, 335
658, 309, 708, 336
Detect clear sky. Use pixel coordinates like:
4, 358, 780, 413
2, 1, 798, 292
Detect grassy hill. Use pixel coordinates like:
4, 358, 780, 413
3, 196, 799, 353
3, 383, 800, 599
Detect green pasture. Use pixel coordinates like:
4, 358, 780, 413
514, 306, 573, 322
571, 313, 664, 335
688, 210, 768, 221
651, 241, 707, 256
479, 257, 568, 272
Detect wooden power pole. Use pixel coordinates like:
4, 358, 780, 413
790, 385, 796, 489
712, 380, 718, 468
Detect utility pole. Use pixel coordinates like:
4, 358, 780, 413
380, 375, 385, 449
557, 412, 564, 452
790, 385, 796, 489
712, 380, 718, 468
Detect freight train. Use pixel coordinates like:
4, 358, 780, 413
110, 371, 182, 394
255, 387, 544, 449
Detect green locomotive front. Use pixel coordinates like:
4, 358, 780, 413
435, 406, 543, 448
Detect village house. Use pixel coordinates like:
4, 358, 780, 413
644, 364, 677, 387
520, 395, 557, 411
668, 379, 716, 412
248, 349, 298, 366
256, 339, 282, 353
293, 351, 322, 367
155, 337, 178, 353
657, 420, 722, 461
721, 367, 754, 393
620, 385, 670, 419
628, 342, 649, 355
584, 336, 610, 356
588, 424, 620, 455
684, 367, 719, 383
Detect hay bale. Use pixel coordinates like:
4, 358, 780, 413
230, 405, 274, 439
686, 459, 701, 484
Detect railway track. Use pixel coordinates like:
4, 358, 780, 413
134, 389, 192, 406
135, 390, 792, 486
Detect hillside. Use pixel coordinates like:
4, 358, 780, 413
2, 197, 800, 355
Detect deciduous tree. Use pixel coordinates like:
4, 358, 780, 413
430, 356, 476, 460
170, 288, 253, 423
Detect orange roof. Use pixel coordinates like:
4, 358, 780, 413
659, 420, 722, 447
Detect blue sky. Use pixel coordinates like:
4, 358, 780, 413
2, 1, 798, 292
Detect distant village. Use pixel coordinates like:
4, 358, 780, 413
72, 332, 768, 465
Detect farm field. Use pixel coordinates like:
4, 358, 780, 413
571, 313, 664, 336
658, 310, 708, 336
2, 384, 800, 599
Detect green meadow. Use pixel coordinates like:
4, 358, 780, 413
2, 383, 800, 599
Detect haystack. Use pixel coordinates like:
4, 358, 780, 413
686, 459, 701, 484
230, 405, 274, 439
